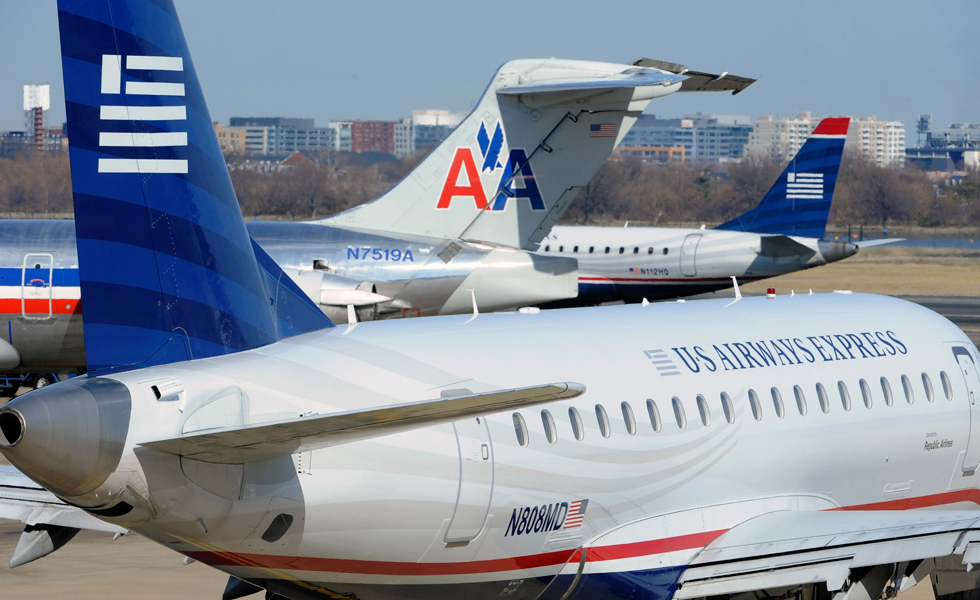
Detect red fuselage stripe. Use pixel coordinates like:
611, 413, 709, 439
182, 491, 980, 577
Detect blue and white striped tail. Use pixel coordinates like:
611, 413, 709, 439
58, 0, 332, 373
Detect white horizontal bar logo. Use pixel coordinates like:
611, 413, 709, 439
98, 54, 188, 174
786, 172, 823, 199
98, 159, 188, 174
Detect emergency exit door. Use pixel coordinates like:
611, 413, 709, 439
680, 234, 701, 277
445, 416, 494, 543
21, 253, 53, 320
953, 346, 980, 472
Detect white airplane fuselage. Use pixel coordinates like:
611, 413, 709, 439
9, 294, 976, 600
540, 226, 858, 304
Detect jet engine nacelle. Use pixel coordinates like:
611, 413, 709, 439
288, 270, 392, 308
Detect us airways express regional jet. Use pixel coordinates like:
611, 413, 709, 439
539, 118, 887, 305
4, 4, 980, 600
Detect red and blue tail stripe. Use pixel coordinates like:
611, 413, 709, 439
716, 117, 849, 239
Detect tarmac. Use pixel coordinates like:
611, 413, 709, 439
0, 293, 976, 598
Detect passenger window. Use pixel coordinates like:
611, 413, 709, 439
770, 387, 785, 418
922, 373, 935, 402
633, 247, 639, 254
901, 374, 914, 404
544, 245, 550, 252
573, 246, 579, 253
619, 247, 625, 254
646, 399, 662, 432
605, 247, 611, 254
569, 407, 584, 441
589, 246, 594, 254
941, 371, 953, 400
838, 381, 851, 411
748, 389, 762, 421
541, 410, 557, 444
881, 377, 893, 407
720, 391, 734, 424
663, 248, 669, 255
860, 378, 873, 408
816, 382, 830, 413
621, 401, 636, 435
559, 245, 564, 252
769, 388, 786, 419
513, 412, 529, 447
647, 247, 653, 255
696, 394, 711, 426
595, 404, 611, 438
794, 385, 807, 416
672, 396, 687, 429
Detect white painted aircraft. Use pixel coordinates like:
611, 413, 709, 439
538, 119, 898, 305
2, 5, 980, 600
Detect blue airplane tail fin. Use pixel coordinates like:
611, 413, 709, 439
57, 0, 333, 373
715, 117, 849, 238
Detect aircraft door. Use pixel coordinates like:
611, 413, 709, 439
680, 234, 701, 277
445, 416, 494, 543
953, 346, 980, 472
22, 254, 53, 321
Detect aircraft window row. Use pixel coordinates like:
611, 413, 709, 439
541, 245, 670, 256
513, 371, 955, 445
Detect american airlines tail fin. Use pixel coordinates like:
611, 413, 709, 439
716, 117, 850, 239
58, 0, 333, 373
318, 60, 753, 250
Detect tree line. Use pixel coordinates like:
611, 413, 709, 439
0, 150, 978, 228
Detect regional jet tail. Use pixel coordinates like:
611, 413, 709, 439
315, 59, 754, 250
715, 117, 849, 238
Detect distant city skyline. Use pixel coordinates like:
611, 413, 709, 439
1, 0, 978, 145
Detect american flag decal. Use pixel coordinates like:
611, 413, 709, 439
786, 172, 824, 200
564, 499, 589, 529
590, 123, 617, 138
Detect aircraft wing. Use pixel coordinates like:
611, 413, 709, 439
758, 234, 816, 257
141, 382, 585, 463
672, 510, 980, 598
631, 58, 756, 94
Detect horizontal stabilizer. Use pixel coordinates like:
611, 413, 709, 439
631, 58, 756, 94
855, 238, 904, 248
0, 466, 126, 535
675, 510, 980, 599
758, 234, 815, 258
142, 382, 585, 463
497, 69, 686, 96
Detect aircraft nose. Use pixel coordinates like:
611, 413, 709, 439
0, 377, 131, 499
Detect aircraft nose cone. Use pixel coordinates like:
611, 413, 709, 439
0, 377, 131, 499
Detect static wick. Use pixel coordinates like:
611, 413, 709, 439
641, 298, 649, 307
464, 290, 479, 324
725, 276, 742, 307
343, 304, 358, 335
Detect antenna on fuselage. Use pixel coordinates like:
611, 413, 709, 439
464, 290, 479, 324
725, 276, 742, 307
343, 304, 358, 335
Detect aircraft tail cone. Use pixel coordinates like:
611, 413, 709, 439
817, 240, 859, 264
0, 378, 131, 500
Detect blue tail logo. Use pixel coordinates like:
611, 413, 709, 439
716, 117, 849, 239
58, 0, 332, 373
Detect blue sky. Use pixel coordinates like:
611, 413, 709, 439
1, 0, 978, 143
